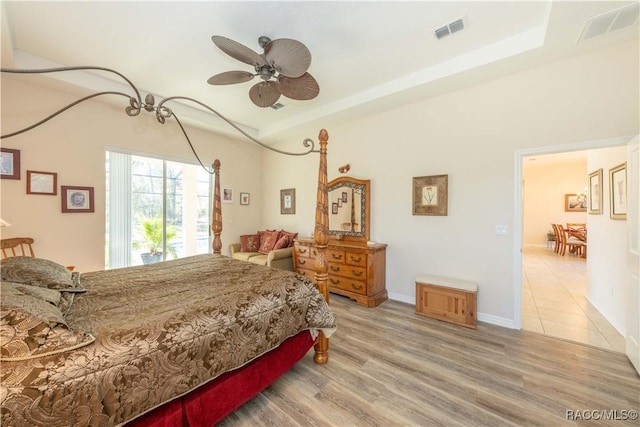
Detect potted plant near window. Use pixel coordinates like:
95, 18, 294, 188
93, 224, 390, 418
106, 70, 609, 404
135, 216, 178, 264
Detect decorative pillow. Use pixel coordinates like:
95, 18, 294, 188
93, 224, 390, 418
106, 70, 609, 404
272, 234, 290, 250
0, 282, 94, 361
280, 230, 298, 248
258, 230, 281, 254
1, 257, 86, 293
240, 234, 260, 252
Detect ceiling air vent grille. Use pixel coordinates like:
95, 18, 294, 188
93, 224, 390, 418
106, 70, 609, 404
578, 3, 639, 42
270, 102, 285, 110
435, 17, 465, 40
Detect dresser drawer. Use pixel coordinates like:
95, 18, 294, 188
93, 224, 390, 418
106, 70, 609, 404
295, 256, 314, 269
295, 267, 315, 280
326, 249, 346, 263
345, 251, 367, 267
329, 276, 367, 295
328, 262, 366, 280
294, 245, 314, 258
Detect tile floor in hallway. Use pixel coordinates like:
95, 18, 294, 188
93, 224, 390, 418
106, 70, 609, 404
521, 245, 625, 352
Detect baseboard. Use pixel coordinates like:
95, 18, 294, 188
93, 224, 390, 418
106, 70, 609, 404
388, 293, 516, 329
586, 295, 625, 336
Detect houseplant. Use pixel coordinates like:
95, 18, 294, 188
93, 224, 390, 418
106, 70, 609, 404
135, 215, 178, 264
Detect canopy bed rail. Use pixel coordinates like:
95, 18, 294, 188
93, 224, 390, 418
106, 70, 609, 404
1, 65, 332, 425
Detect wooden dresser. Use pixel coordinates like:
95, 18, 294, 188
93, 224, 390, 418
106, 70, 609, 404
293, 237, 387, 307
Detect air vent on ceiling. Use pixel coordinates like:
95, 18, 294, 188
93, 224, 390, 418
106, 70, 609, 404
434, 17, 465, 40
270, 102, 285, 110
578, 3, 639, 42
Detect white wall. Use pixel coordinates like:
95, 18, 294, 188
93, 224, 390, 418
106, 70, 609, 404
523, 159, 587, 246
587, 145, 628, 333
262, 39, 639, 326
0, 76, 263, 271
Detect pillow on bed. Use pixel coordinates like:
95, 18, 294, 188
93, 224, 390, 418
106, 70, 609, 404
0, 281, 94, 361
280, 230, 298, 247
1, 257, 86, 293
258, 230, 281, 254
240, 234, 260, 252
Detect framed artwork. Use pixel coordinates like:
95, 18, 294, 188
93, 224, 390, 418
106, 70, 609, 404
280, 188, 296, 215
27, 170, 57, 195
412, 174, 448, 216
239, 192, 250, 205
0, 148, 21, 180
341, 192, 348, 203
564, 193, 587, 212
332, 202, 338, 214
222, 187, 233, 204
587, 168, 603, 215
609, 162, 627, 220
61, 186, 94, 213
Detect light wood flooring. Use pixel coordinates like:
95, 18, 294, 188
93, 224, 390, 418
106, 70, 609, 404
522, 246, 625, 352
220, 294, 639, 426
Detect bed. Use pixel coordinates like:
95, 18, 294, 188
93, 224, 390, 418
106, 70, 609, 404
1, 127, 335, 424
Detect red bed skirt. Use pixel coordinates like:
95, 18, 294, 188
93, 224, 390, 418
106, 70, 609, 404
126, 331, 315, 427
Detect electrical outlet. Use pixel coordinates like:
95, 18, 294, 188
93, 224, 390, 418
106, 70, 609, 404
495, 225, 508, 235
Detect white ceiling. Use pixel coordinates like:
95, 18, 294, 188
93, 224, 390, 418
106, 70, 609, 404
2, 1, 638, 142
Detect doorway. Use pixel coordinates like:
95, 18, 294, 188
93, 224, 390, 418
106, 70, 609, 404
514, 136, 632, 351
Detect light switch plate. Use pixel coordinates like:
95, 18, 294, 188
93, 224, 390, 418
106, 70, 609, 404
495, 224, 508, 235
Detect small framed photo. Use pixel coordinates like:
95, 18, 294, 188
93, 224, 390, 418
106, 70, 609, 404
587, 168, 603, 215
564, 193, 587, 212
412, 174, 448, 216
280, 188, 296, 215
332, 202, 339, 214
61, 186, 94, 213
222, 187, 234, 204
342, 192, 348, 203
27, 170, 57, 195
240, 192, 250, 205
609, 162, 627, 220
0, 148, 21, 180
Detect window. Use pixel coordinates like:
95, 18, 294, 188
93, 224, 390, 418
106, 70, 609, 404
106, 150, 212, 268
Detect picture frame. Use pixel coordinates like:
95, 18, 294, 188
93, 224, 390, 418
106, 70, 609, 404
61, 185, 94, 213
27, 170, 57, 195
0, 148, 21, 180
564, 193, 587, 212
587, 168, 603, 215
412, 174, 448, 216
609, 162, 627, 220
332, 202, 338, 214
239, 192, 250, 205
280, 188, 296, 215
222, 187, 234, 204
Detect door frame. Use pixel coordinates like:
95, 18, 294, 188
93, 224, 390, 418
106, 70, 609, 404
513, 135, 634, 329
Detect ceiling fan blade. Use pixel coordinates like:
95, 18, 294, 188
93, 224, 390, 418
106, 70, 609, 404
211, 35, 266, 67
264, 38, 311, 78
277, 73, 319, 101
249, 81, 281, 108
207, 71, 255, 85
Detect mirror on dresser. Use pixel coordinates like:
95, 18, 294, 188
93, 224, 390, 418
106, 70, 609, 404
327, 176, 370, 243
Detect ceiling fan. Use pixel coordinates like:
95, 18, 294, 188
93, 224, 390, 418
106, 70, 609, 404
207, 35, 320, 108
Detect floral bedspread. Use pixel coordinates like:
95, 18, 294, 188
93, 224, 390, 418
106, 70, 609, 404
1, 254, 336, 426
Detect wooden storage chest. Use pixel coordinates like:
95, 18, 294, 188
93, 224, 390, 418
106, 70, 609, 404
415, 274, 477, 329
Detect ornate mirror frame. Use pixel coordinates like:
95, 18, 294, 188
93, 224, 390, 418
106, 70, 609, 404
327, 176, 370, 243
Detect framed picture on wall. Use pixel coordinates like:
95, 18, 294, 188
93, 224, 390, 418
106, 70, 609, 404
222, 187, 233, 204
0, 148, 20, 180
412, 174, 448, 216
564, 194, 587, 212
239, 192, 250, 205
280, 188, 295, 215
61, 186, 94, 213
587, 168, 603, 215
609, 162, 627, 220
27, 170, 57, 195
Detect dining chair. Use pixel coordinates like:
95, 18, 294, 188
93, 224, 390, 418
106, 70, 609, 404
551, 224, 563, 254
1, 237, 36, 259
555, 225, 586, 257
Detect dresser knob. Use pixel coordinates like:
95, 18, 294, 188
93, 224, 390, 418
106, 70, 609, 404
351, 283, 363, 290
330, 278, 340, 285
332, 253, 343, 260
299, 259, 306, 265
352, 270, 363, 277
350, 256, 362, 262
330, 266, 340, 272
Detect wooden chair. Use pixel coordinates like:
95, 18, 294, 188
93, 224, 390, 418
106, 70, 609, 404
1, 237, 36, 259
551, 224, 563, 254
555, 225, 586, 257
